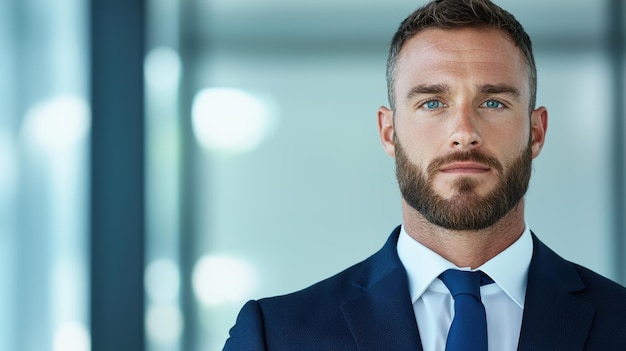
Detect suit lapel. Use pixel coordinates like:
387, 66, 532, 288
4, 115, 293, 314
345, 229, 597, 351
341, 227, 423, 351
517, 234, 595, 351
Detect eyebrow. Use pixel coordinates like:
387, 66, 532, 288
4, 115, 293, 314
479, 84, 521, 98
405, 84, 450, 101
404, 83, 522, 102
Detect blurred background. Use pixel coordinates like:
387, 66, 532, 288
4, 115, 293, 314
0, 0, 624, 350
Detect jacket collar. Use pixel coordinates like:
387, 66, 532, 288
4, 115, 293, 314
341, 226, 423, 350
339, 228, 595, 351
517, 232, 595, 350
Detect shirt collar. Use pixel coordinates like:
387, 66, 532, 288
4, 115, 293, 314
397, 224, 533, 308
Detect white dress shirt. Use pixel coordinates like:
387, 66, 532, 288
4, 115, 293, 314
397, 225, 533, 351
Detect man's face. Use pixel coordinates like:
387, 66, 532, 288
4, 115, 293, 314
378, 27, 547, 230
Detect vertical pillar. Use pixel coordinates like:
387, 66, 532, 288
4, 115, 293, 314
608, 0, 625, 284
90, 0, 146, 349
179, 18, 200, 351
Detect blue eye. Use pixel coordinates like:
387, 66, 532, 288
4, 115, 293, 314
483, 100, 503, 108
424, 100, 441, 109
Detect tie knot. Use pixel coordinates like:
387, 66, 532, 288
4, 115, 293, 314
438, 269, 492, 299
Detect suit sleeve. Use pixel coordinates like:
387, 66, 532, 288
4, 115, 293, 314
223, 300, 267, 351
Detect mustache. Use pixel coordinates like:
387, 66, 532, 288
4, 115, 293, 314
427, 150, 503, 177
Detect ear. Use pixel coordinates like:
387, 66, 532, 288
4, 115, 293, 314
378, 106, 396, 158
530, 106, 548, 159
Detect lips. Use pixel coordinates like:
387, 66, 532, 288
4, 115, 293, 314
426, 150, 503, 177
440, 162, 491, 173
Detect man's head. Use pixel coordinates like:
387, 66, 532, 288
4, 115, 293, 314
386, 0, 536, 113
377, 0, 548, 231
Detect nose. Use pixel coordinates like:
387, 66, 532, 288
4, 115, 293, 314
448, 104, 482, 149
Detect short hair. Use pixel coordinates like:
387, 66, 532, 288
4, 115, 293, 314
386, 0, 536, 112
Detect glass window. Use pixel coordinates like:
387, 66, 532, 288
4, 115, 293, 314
0, 0, 90, 350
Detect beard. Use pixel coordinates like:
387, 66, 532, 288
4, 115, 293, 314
395, 136, 532, 231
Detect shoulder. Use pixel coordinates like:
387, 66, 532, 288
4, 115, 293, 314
530, 232, 626, 306
256, 248, 379, 316
259, 225, 405, 310
224, 226, 405, 349
522, 233, 626, 348
223, 246, 384, 350
571, 262, 626, 306
571, 263, 626, 348
223, 255, 371, 350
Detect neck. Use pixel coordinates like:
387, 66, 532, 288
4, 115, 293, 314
401, 199, 527, 269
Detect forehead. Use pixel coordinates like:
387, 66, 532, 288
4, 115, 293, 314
395, 28, 529, 97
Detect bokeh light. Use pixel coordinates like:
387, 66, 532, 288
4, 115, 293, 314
191, 88, 278, 153
0, 130, 17, 198
145, 258, 180, 304
53, 322, 90, 351
144, 47, 182, 92
192, 255, 258, 306
21, 96, 90, 152
145, 304, 183, 345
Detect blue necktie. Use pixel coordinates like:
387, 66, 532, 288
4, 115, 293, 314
439, 269, 493, 351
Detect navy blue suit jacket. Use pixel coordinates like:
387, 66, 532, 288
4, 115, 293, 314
224, 226, 626, 350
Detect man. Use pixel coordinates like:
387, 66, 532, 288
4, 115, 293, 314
224, 0, 626, 350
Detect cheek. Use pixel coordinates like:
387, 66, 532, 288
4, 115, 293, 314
397, 118, 446, 149
498, 136, 530, 170
399, 135, 433, 167
488, 120, 530, 151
